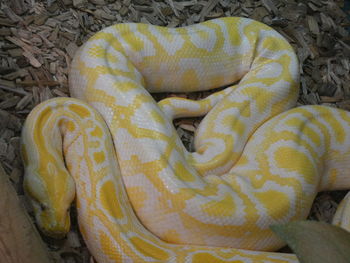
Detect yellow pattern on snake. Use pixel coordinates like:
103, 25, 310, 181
21, 17, 350, 263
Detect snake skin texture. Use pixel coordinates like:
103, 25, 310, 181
21, 17, 350, 263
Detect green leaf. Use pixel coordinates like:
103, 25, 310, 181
271, 221, 350, 263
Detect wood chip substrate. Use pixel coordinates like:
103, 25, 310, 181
0, 0, 349, 262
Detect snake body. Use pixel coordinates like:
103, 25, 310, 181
21, 17, 350, 262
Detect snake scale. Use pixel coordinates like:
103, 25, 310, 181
21, 17, 350, 262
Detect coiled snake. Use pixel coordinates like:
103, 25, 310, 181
21, 17, 350, 263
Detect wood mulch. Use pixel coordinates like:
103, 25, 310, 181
0, 0, 349, 262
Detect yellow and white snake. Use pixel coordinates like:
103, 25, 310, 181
21, 17, 350, 263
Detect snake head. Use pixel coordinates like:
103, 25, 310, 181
23, 163, 76, 239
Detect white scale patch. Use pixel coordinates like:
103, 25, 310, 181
192, 137, 228, 164
187, 24, 218, 52
148, 26, 185, 56
114, 127, 169, 163
157, 149, 206, 191
183, 180, 247, 226
255, 62, 283, 79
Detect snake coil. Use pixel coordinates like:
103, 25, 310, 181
22, 17, 350, 263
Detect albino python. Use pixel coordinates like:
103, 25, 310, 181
21, 17, 350, 262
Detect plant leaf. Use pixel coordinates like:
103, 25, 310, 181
271, 221, 350, 263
